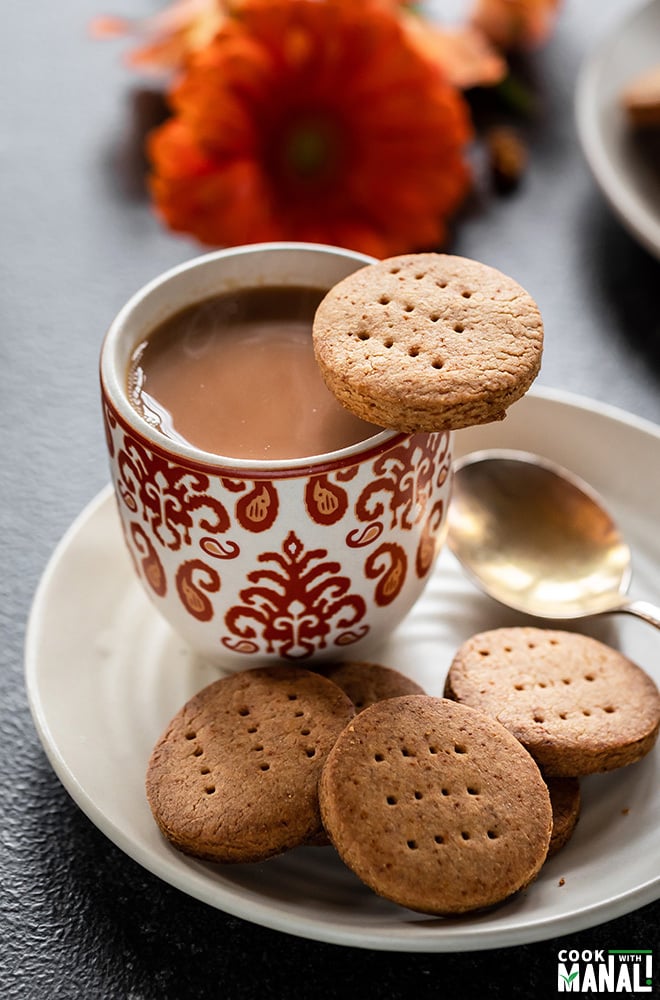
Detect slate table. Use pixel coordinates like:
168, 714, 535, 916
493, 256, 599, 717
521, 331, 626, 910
2, 1, 659, 997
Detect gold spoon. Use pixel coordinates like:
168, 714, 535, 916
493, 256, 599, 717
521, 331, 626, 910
447, 449, 660, 629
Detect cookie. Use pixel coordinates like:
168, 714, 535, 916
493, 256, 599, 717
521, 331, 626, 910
546, 777, 581, 858
312, 253, 543, 432
317, 660, 425, 712
146, 665, 354, 863
622, 65, 660, 128
319, 696, 552, 915
445, 628, 660, 776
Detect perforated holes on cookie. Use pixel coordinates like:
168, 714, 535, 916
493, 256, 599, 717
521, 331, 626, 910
287, 692, 305, 720
185, 729, 204, 759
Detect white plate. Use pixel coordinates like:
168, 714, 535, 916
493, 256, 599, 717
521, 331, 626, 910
25, 388, 660, 952
575, 0, 660, 259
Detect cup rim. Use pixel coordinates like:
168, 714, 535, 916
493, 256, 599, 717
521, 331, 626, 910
100, 241, 403, 474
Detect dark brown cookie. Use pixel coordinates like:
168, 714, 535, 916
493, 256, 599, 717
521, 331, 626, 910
445, 627, 660, 776
146, 665, 354, 863
312, 253, 543, 432
546, 777, 581, 858
319, 696, 552, 915
317, 660, 425, 712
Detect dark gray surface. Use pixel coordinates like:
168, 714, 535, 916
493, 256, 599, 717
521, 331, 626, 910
2, 2, 659, 997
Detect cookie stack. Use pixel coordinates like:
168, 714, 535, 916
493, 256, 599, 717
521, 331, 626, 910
146, 636, 660, 917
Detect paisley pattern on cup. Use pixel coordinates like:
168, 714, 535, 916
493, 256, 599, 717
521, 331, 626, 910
103, 398, 452, 664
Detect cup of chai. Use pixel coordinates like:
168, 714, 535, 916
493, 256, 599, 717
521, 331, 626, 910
100, 243, 452, 668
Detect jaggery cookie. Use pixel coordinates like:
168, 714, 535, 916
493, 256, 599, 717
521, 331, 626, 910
312, 253, 543, 432
546, 777, 581, 858
319, 696, 552, 915
146, 665, 354, 863
445, 628, 660, 776
317, 661, 425, 712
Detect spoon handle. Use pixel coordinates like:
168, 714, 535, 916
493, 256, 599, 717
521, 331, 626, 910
618, 600, 660, 630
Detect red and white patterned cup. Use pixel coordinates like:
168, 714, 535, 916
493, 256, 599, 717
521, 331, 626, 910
100, 243, 452, 668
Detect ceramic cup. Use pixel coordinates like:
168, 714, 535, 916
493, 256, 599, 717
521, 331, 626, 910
100, 243, 453, 668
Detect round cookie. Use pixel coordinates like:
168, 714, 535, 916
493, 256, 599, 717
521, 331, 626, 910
546, 777, 581, 858
146, 665, 354, 863
312, 253, 543, 432
445, 628, 660, 776
317, 661, 425, 712
319, 696, 552, 915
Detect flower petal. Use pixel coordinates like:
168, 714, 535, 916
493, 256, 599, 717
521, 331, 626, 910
470, 0, 562, 52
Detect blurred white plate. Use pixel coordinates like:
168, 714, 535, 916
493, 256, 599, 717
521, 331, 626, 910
576, 0, 660, 258
25, 388, 660, 952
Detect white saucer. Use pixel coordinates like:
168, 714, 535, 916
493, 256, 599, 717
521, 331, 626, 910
576, 0, 660, 259
25, 388, 660, 952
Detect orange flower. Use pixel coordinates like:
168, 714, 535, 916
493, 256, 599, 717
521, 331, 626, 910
470, 0, 562, 51
147, 0, 472, 256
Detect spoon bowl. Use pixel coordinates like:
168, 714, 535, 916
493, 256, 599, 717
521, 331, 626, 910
447, 449, 660, 629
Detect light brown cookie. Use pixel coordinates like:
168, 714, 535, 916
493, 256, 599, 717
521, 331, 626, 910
445, 628, 660, 776
546, 777, 581, 858
312, 253, 543, 432
319, 696, 552, 915
146, 665, 354, 863
317, 661, 425, 712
